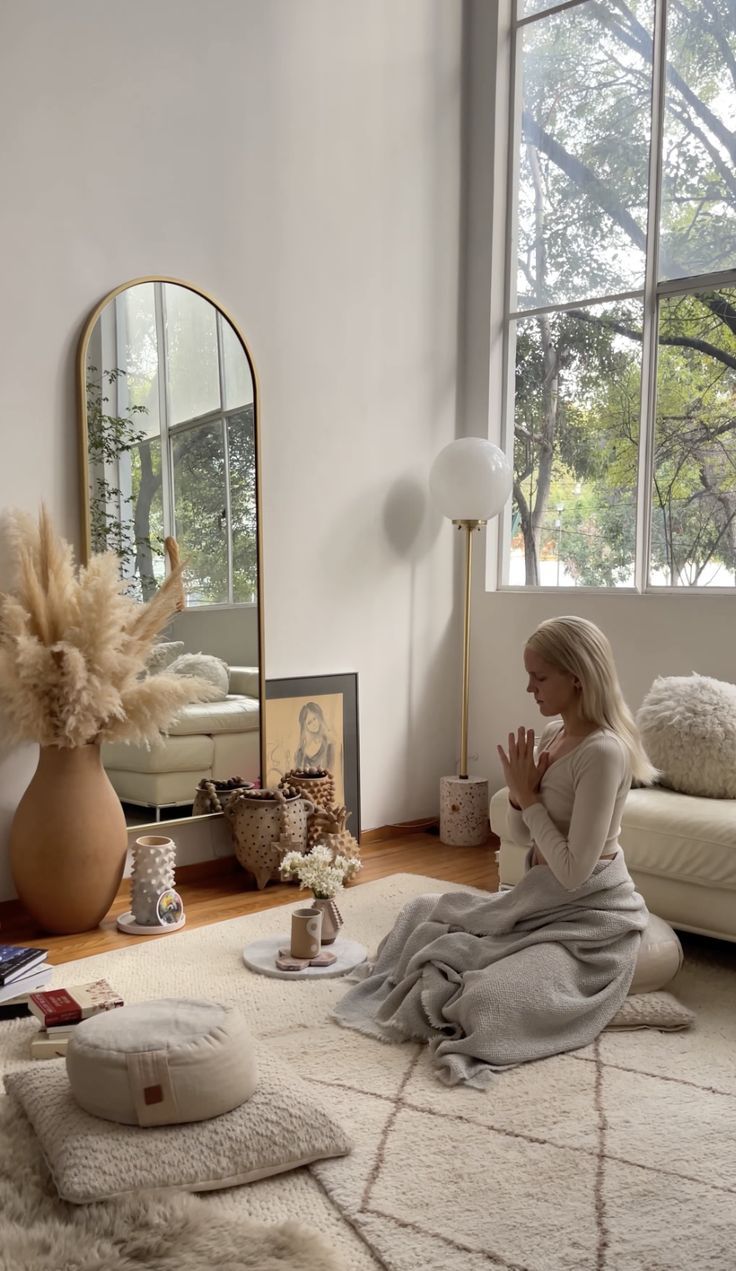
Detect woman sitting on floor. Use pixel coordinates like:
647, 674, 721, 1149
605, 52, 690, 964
332, 616, 655, 1087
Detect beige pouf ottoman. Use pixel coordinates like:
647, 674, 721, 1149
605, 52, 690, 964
629, 911, 683, 994
66, 998, 258, 1126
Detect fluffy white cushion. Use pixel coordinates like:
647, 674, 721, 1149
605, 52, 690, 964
147, 640, 185, 673
4, 1048, 351, 1204
66, 999, 257, 1126
169, 653, 229, 701
637, 673, 736, 798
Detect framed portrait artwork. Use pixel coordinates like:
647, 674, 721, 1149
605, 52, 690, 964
264, 673, 361, 838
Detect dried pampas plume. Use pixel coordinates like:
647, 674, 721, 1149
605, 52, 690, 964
0, 507, 218, 748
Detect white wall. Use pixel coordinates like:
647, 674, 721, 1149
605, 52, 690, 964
459, 0, 736, 796
0, 0, 464, 898
470, 583, 736, 794
168, 607, 259, 669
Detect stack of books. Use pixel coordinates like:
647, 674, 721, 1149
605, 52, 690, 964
28, 979, 124, 1059
0, 944, 52, 1016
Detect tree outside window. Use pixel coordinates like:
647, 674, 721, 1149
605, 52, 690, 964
505, 0, 736, 588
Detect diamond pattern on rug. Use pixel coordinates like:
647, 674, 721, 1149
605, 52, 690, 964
307, 989, 736, 1271
1, 873, 732, 1271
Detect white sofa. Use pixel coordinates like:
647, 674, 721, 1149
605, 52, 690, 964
102, 666, 260, 818
490, 784, 736, 942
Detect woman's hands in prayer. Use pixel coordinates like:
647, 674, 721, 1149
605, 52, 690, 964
497, 727, 550, 810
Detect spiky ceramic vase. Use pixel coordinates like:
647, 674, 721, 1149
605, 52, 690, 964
310, 805, 361, 865
280, 770, 336, 849
130, 835, 177, 926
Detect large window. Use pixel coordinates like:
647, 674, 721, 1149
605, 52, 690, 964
501, 0, 736, 589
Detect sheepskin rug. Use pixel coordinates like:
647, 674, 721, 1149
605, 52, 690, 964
637, 672, 736, 797
0, 1095, 341, 1271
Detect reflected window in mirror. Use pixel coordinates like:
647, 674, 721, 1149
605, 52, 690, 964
86, 280, 256, 608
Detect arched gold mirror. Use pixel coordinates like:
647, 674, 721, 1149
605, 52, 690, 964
77, 277, 265, 828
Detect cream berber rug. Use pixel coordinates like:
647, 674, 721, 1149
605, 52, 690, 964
0, 872, 733, 1271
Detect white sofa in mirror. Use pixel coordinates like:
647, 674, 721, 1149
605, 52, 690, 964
78, 276, 264, 826
103, 664, 260, 821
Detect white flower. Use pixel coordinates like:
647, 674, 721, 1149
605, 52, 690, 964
279, 843, 361, 898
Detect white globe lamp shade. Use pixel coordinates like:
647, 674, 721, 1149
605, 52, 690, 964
429, 438, 512, 522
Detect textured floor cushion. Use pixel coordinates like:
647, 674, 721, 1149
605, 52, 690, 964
607, 991, 694, 1031
629, 911, 683, 994
4, 1048, 351, 1204
66, 999, 256, 1126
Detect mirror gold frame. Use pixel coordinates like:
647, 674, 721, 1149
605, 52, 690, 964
76, 275, 266, 823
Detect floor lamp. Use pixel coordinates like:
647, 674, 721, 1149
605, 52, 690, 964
429, 437, 513, 846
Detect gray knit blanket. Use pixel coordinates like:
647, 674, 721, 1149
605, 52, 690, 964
332, 852, 648, 1088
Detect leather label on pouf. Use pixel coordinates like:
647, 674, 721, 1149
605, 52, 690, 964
126, 1050, 178, 1126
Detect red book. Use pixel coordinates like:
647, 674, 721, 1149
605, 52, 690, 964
28, 979, 124, 1028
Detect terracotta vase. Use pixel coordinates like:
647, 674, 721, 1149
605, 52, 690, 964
310, 897, 343, 945
9, 744, 128, 934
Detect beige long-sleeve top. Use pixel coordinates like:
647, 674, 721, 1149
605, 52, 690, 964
505, 722, 631, 891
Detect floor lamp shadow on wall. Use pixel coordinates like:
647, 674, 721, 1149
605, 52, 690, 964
429, 437, 513, 847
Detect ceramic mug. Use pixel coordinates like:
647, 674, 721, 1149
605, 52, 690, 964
291, 906, 323, 959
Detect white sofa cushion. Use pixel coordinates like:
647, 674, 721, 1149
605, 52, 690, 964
490, 785, 736, 892
622, 787, 736, 891
168, 695, 260, 736
103, 735, 214, 774
228, 665, 260, 696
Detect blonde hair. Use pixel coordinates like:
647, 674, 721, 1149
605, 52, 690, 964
526, 616, 657, 785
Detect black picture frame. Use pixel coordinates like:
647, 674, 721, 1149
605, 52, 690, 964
264, 673, 361, 838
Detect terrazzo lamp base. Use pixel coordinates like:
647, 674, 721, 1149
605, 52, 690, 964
439, 775, 491, 847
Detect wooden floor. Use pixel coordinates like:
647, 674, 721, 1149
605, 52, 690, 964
0, 832, 500, 966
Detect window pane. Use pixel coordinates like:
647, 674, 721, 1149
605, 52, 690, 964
516, 0, 653, 310
117, 283, 160, 437
660, 0, 736, 279
172, 421, 229, 605
129, 437, 166, 602
518, 0, 566, 20
228, 408, 258, 603
222, 318, 254, 411
649, 288, 736, 586
164, 285, 220, 425
510, 301, 643, 586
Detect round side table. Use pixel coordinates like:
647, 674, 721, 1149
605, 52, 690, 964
242, 934, 367, 980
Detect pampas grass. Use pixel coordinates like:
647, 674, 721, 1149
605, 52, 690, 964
0, 507, 218, 748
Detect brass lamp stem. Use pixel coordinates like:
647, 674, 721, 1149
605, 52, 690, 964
453, 519, 486, 780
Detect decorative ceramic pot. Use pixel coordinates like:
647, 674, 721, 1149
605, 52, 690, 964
192, 779, 255, 817
310, 897, 343, 944
9, 743, 128, 934
225, 791, 317, 889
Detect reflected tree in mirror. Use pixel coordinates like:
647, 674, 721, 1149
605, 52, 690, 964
86, 366, 162, 600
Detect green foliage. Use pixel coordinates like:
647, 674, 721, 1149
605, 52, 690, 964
171, 408, 257, 605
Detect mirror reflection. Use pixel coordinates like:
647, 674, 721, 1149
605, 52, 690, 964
81, 279, 262, 827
